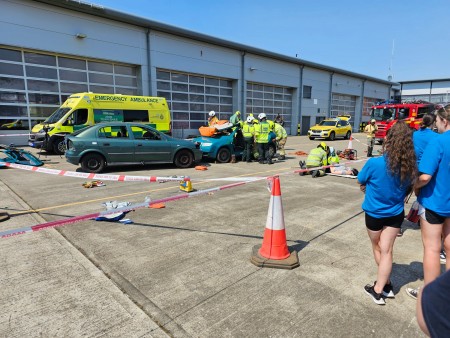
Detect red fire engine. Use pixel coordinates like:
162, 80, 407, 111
370, 100, 436, 143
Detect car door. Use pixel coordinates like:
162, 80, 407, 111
336, 120, 344, 137
97, 125, 135, 163
131, 125, 173, 163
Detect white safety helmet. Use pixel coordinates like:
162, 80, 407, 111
246, 116, 253, 123
258, 113, 267, 120
209, 111, 216, 117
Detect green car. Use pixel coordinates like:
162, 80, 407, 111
65, 122, 202, 173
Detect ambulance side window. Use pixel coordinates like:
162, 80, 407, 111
64, 109, 88, 126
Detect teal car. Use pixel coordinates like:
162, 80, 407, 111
192, 128, 276, 163
65, 122, 202, 173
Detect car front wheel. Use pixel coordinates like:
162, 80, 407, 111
328, 132, 335, 141
309, 136, 315, 140
345, 131, 351, 140
81, 153, 106, 173
174, 149, 194, 168
217, 147, 231, 163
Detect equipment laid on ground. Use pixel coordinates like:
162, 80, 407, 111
337, 149, 357, 160
0, 144, 44, 167
179, 179, 193, 192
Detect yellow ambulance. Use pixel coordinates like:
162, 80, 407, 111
28, 93, 171, 154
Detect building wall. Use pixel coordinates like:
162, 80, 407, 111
0, 0, 394, 144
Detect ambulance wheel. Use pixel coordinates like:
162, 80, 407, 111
328, 132, 335, 141
81, 153, 105, 173
345, 131, 351, 140
174, 149, 194, 168
53, 138, 66, 155
217, 147, 231, 163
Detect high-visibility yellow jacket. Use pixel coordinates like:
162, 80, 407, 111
208, 116, 219, 126
255, 121, 270, 143
242, 122, 255, 138
274, 123, 287, 140
267, 119, 275, 131
364, 123, 378, 138
306, 147, 328, 167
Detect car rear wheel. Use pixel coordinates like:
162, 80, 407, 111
328, 132, 335, 141
81, 153, 106, 173
174, 149, 194, 168
53, 137, 66, 155
217, 147, 231, 163
345, 131, 351, 140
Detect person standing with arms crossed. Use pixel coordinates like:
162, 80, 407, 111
364, 119, 378, 157
358, 122, 417, 305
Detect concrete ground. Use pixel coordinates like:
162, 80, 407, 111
0, 133, 428, 337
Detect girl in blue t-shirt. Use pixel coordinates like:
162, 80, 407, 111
415, 105, 450, 286
358, 122, 417, 305
413, 114, 438, 165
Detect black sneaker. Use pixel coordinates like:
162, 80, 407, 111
311, 170, 319, 178
375, 281, 394, 298
364, 284, 386, 305
299, 161, 306, 176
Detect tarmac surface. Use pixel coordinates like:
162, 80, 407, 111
0, 133, 430, 337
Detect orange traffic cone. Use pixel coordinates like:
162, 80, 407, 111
250, 176, 299, 269
347, 135, 353, 150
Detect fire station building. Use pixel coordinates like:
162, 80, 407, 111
1, 0, 396, 142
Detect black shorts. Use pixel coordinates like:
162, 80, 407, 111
424, 208, 447, 225
365, 211, 405, 231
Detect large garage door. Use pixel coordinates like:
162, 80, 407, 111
0, 47, 139, 131
331, 93, 356, 128
156, 69, 233, 137
246, 82, 293, 134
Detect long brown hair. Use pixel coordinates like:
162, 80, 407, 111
382, 121, 417, 184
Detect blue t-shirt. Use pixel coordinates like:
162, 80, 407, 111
413, 128, 438, 165
357, 155, 410, 217
418, 130, 450, 217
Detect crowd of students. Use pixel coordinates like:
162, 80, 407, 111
357, 107, 450, 337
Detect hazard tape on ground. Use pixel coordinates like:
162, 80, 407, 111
0, 162, 187, 182
0, 161, 266, 183
0, 133, 31, 137
0, 178, 267, 239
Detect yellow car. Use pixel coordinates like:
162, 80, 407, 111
307, 116, 352, 141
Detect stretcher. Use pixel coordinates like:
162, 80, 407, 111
327, 173, 358, 179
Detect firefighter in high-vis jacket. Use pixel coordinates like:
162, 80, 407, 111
274, 122, 287, 160
254, 113, 273, 164
242, 116, 255, 162
299, 142, 330, 177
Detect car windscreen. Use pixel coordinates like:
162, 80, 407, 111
318, 121, 336, 126
44, 107, 71, 124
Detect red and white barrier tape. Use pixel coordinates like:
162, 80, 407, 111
0, 178, 267, 239
0, 162, 187, 182
0, 133, 31, 137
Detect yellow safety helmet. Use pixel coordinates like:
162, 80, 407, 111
319, 142, 329, 152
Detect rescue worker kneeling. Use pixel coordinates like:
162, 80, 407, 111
299, 142, 329, 177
